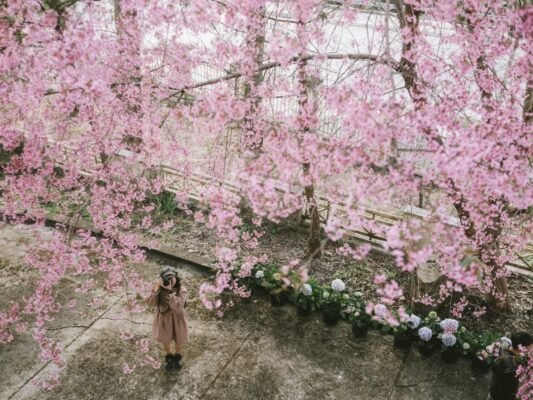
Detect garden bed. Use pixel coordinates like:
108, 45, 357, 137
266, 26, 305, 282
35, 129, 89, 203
146, 209, 533, 335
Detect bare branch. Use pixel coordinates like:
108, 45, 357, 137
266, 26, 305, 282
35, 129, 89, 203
161, 53, 399, 102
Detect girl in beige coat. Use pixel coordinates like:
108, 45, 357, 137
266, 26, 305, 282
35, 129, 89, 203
147, 266, 189, 370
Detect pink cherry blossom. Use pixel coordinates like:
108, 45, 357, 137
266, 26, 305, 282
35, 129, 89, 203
0, 1, 530, 392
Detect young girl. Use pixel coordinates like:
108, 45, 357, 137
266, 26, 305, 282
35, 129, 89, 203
147, 266, 189, 370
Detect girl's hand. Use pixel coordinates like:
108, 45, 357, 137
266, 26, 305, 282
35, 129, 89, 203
153, 278, 166, 293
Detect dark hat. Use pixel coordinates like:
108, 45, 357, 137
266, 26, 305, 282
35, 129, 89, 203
160, 266, 177, 280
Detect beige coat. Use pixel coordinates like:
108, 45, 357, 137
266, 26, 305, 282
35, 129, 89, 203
147, 286, 189, 347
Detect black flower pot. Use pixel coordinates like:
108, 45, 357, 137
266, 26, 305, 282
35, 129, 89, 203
351, 325, 369, 338
270, 293, 287, 307
417, 341, 435, 357
441, 347, 461, 363
471, 357, 490, 373
394, 332, 414, 349
322, 310, 340, 326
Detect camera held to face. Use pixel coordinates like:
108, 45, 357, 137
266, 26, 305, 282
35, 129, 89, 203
160, 266, 178, 288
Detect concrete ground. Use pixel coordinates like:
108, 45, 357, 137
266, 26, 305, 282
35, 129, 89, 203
0, 223, 490, 400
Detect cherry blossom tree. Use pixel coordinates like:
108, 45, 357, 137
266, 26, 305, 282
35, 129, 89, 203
0, 0, 531, 391
188, 0, 531, 311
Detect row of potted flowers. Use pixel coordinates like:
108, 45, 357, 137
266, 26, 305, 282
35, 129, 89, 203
234, 261, 509, 371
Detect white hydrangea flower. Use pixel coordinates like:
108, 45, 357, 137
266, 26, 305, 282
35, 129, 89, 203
439, 318, 459, 333
255, 270, 264, 279
353, 292, 363, 297
301, 283, 313, 296
322, 291, 330, 299
331, 279, 346, 292
442, 333, 457, 347
486, 344, 494, 354
500, 337, 512, 351
342, 294, 349, 299
354, 311, 360, 317
463, 343, 470, 350
407, 314, 421, 329
418, 327, 433, 342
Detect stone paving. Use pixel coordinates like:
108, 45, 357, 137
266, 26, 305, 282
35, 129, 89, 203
0, 223, 490, 400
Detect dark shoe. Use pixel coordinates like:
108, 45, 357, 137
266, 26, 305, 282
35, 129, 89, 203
173, 354, 183, 369
164, 354, 174, 370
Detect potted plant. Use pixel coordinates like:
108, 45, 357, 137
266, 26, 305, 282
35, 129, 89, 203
396, 313, 430, 354
470, 335, 509, 372
440, 334, 461, 363
416, 326, 437, 356
345, 294, 371, 337
413, 311, 441, 357
320, 290, 341, 325
453, 328, 503, 372
471, 350, 491, 372
292, 280, 320, 317
393, 314, 420, 349
393, 324, 415, 349
350, 311, 371, 337
320, 279, 347, 326
392, 313, 423, 349
250, 263, 274, 293
252, 267, 266, 288
257, 263, 290, 306
439, 332, 461, 363
269, 281, 292, 306
438, 318, 461, 363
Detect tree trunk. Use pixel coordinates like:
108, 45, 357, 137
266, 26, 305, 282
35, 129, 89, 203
303, 163, 321, 257
297, 15, 321, 259
452, 187, 511, 311
490, 275, 512, 312
410, 258, 443, 308
524, 79, 533, 124
241, 6, 267, 154
113, 0, 143, 152
396, 0, 512, 310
